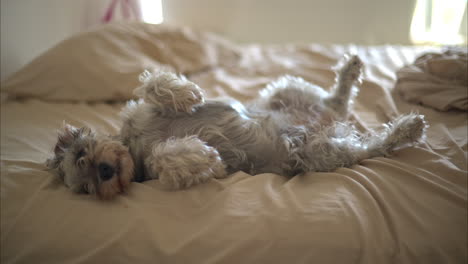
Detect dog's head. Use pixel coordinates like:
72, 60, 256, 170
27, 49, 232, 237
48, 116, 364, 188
46, 123, 134, 199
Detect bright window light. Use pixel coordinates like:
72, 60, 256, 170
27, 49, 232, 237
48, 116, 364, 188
410, 0, 467, 45
140, 0, 164, 24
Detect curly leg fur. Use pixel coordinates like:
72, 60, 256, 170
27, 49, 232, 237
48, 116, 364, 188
134, 71, 205, 115
146, 136, 227, 190
257, 55, 362, 122
367, 113, 428, 156
296, 113, 427, 172
258, 75, 329, 111
325, 55, 363, 119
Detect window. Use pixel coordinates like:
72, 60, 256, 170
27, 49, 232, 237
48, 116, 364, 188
410, 0, 467, 45
140, 0, 164, 24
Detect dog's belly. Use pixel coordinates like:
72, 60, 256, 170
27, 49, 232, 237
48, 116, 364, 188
123, 99, 297, 179
157, 100, 292, 175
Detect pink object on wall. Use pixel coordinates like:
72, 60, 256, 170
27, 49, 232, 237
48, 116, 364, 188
101, 0, 142, 24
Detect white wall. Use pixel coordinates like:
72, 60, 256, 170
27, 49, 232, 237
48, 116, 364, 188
162, 0, 416, 45
0, 0, 113, 81
1, 0, 416, 81
2, 1, 78, 80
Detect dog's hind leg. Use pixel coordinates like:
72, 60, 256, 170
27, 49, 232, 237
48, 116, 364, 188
295, 113, 427, 172
366, 113, 427, 156
145, 136, 227, 190
133, 71, 205, 115
256, 75, 331, 113
256, 56, 362, 120
324, 55, 363, 120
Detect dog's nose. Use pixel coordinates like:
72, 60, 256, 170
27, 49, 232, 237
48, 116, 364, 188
98, 163, 114, 181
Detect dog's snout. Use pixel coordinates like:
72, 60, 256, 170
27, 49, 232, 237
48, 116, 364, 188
98, 163, 114, 181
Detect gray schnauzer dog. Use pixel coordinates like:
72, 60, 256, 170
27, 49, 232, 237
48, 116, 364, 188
47, 55, 427, 199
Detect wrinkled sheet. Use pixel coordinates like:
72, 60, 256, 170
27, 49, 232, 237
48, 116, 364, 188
1, 30, 467, 264
395, 48, 468, 111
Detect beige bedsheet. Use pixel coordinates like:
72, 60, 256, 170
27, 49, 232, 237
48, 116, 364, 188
1, 23, 467, 264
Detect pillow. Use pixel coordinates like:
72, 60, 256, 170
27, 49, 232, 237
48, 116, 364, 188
1, 22, 239, 102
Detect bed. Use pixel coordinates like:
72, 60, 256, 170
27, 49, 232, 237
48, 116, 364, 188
1, 22, 466, 264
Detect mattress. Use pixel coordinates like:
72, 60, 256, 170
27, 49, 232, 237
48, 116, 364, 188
1, 23, 466, 264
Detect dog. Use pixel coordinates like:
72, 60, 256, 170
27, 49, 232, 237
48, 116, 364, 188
46, 55, 427, 199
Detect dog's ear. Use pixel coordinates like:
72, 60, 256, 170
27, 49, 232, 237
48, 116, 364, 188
46, 123, 92, 171
54, 123, 79, 155
45, 123, 77, 170
45, 156, 61, 170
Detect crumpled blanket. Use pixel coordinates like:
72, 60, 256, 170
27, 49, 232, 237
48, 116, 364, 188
395, 48, 468, 111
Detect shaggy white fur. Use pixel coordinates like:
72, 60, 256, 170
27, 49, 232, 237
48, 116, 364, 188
147, 136, 227, 190
134, 70, 205, 114
47, 55, 427, 199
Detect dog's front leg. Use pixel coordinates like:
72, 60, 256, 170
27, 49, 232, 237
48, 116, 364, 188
145, 136, 227, 190
134, 71, 205, 115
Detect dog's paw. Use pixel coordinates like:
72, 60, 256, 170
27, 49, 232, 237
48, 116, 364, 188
134, 71, 205, 114
386, 113, 428, 146
399, 114, 427, 142
339, 55, 363, 83
149, 136, 226, 190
